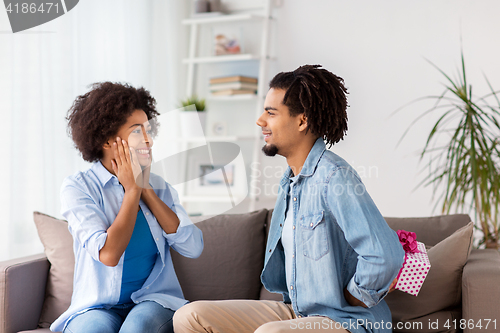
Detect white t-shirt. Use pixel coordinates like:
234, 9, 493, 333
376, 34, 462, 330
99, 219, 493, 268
281, 174, 299, 294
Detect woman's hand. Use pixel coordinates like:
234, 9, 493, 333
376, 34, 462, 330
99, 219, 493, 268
110, 137, 142, 193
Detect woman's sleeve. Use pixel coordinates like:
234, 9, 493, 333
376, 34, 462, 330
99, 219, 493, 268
161, 183, 204, 259
325, 167, 404, 308
60, 176, 109, 263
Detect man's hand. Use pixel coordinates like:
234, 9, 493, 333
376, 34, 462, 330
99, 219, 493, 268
343, 277, 398, 308
389, 277, 398, 293
343, 287, 367, 308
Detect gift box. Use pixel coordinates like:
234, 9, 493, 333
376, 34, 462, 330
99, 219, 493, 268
394, 230, 431, 296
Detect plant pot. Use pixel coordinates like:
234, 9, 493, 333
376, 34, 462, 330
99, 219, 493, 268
180, 111, 207, 138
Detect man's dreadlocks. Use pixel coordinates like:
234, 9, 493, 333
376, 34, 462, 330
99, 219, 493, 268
269, 64, 349, 147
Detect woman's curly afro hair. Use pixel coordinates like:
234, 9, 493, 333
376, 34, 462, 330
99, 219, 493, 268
269, 64, 349, 147
67, 82, 160, 162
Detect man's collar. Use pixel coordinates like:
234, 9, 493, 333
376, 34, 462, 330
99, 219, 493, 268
297, 137, 326, 177
92, 161, 116, 187
280, 138, 326, 187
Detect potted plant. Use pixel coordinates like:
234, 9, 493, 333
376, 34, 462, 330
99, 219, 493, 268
397, 50, 500, 249
179, 95, 207, 138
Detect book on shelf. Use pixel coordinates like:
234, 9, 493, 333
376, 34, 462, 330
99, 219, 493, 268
211, 89, 257, 96
210, 81, 258, 92
209, 75, 258, 85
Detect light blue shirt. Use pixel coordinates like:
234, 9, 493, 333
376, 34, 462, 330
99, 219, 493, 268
51, 162, 204, 332
261, 138, 405, 333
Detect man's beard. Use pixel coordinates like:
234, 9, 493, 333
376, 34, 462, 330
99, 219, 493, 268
262, 144, 278, 156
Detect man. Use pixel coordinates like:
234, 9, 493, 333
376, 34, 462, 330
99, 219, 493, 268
173, 65, 404, 333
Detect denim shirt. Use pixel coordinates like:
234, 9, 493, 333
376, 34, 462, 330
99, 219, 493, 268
261, 139, 404, 333
51, 162, 204, 332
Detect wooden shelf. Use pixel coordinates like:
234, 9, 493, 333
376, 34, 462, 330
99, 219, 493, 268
182, 53, 261, 64
182, 13, 266, 25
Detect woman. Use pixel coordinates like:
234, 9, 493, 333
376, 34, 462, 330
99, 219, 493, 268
51, 82, 203, 333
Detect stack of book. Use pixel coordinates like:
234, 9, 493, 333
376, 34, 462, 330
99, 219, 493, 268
209, 75, 258, 96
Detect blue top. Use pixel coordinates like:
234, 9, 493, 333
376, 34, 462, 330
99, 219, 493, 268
118, 209, 158, 304
51, 161, 204, 332
261, 138, 405, 333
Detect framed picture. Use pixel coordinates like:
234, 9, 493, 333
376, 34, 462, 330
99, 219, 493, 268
187, 153, 247, 198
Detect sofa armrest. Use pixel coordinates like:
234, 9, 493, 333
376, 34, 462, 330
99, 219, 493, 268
0, 253, 49, 333
462, 249, 500, 333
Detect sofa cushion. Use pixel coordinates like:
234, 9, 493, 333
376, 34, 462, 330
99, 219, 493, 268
385, 222, 474, 332
33, 212, 74, 329
171, 209, 268, 301
385, 214, 471, 246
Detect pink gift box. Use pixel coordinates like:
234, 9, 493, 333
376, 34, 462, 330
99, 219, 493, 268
395, 241, 431, 296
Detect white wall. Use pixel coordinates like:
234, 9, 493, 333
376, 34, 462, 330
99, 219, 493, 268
0, 0, 190, 260
259, 0, 500, 218
1, 1, 499, 260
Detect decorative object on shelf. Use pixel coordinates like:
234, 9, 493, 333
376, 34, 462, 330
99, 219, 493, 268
396, 49, 500, 249
208, 0, 221, 12
194, 0, 209, 14
214, 34, 241, 55
209, 75, 258, 96
179, 95, 207, 138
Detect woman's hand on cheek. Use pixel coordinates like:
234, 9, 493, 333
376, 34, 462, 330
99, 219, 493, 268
111, 137, 141, 193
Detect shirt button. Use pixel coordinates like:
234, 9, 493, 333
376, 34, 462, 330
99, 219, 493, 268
292, 254, 295, 258
298, 315, 302, 318
310, 223, 313, 227
146, 286, 149, 289
290, 285, 293, 290
269, 249, 272, 253
280, 224, 282, 227
293, 197, 297, 201
146, 212, 150, 215
156, 238, 159, 241
292, 225, 295, 230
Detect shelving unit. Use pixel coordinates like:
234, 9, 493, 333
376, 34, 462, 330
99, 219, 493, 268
179, 0, 275, 215
182, 13, 266, 25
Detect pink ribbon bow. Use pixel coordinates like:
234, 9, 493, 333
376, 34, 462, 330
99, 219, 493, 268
397, 230, 420, 253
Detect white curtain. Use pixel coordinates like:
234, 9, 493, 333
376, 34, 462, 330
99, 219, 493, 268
0, 0, 189, 261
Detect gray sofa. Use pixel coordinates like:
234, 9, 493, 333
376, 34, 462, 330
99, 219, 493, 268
1, 209, 499, 333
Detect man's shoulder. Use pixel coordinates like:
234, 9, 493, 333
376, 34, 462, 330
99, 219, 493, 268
316, 151, 361, 182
